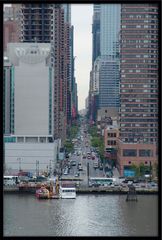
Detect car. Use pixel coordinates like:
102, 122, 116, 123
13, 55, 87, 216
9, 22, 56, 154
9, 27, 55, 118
88, 182, 93, 187
75, 173, 79, 177
140, 184, 146, 188
78, 166, 83, 171
150, 182, 157, 187
71, 161, 76, 166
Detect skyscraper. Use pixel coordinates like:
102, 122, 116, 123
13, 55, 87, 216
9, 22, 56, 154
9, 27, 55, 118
100, 4, 121, 57
92, 4, 100, 65
3, 5, 20, 51
20, 4, 53, 42
98, 56, 120, 109
19, 3, 75, 143
120, 4, 158, 144
117, 3, 159, 175
89, 4, 121, 122
3, 57, 13, 134
4, 42, 61, 172
6, 43, 52, 136
95, 4, 120, 115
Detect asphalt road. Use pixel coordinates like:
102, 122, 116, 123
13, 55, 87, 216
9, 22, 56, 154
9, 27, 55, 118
61, 124, 105, 187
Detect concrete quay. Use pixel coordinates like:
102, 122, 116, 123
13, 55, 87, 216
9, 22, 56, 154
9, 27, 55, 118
4, 186, 158, 195
76, 188, 158, 194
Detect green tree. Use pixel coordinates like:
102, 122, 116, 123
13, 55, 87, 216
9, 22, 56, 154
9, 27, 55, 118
131, 163, 140, 176
67, 124, 79, 140
64, 140, 74, 153
88, 125, 98, 137
139, 162, 146, 176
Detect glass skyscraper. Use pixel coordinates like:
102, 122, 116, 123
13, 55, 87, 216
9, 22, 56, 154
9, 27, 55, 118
100, 4, 121, 57
98, 4, 121, 110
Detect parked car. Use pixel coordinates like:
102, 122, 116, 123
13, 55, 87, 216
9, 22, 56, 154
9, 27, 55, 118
75, 172, 80, 177
78, 166, 83, 171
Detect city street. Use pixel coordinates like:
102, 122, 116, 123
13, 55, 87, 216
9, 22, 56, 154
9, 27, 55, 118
60, 123, 106, 187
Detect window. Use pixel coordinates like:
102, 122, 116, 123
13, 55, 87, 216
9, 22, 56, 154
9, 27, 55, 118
123, 149, 137, 157
139, 149, 153, 157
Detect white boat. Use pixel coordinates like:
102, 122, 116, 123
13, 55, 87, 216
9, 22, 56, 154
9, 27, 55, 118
59, 186, 76, 199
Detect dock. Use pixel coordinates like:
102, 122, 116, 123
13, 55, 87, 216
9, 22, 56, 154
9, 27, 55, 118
4, 184, 158, 195
126, 185, 137, 201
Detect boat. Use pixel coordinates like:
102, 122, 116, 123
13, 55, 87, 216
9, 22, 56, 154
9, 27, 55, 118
59, 186, 76, 199
36, 185, 50, 199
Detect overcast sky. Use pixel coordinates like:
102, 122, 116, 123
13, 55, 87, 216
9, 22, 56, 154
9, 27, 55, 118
71, 4, 93, 110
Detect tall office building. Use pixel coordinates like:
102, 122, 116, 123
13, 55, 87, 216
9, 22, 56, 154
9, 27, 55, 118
94, 4, 100, 13
62, 4, 71, 24
120, 4, 158, 144
4, 43, 61, 172
89, 4, 121, 121
3, 57, 13, 134
19, 3, 75, 143
117, 4, 159, 175
51, 5, 67, 142
19, 4, 53, 42
70, 26, 78, 121
6, 43, 52, 136
100, 4, 121, 57
92, 4, 100, 65
98, 56, 120, 109
3, 5, 20, 51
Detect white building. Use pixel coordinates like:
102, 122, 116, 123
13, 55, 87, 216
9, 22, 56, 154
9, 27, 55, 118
4, 135, 61, 173
4, 43, 61, 173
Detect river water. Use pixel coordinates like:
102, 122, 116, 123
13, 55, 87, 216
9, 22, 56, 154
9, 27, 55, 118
4, 193, 158, 237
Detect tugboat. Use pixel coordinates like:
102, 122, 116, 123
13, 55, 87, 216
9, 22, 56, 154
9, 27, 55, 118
35, 177, 60, 199
36, 184, 50, 199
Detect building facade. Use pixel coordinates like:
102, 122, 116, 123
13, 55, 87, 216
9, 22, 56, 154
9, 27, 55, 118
19, 4, 75, 142
4, 43, 61, 173
92, 4, 100, 66
4, 135, 60, 173
100, 4, 121, 57
6, 43, 52, 135
88, 4, 121, 124
118, 4, 159, 175
104, 125, 119, 161
19, 4, 53, 43
3, 20, 19, 51
98, 56, 120, 109
3, 57, 13, 134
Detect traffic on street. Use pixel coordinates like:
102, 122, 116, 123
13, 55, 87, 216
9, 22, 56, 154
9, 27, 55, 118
59, 122, 158, 192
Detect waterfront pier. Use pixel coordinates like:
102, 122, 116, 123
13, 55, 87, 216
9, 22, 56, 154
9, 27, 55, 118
126, 185, 137, 201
